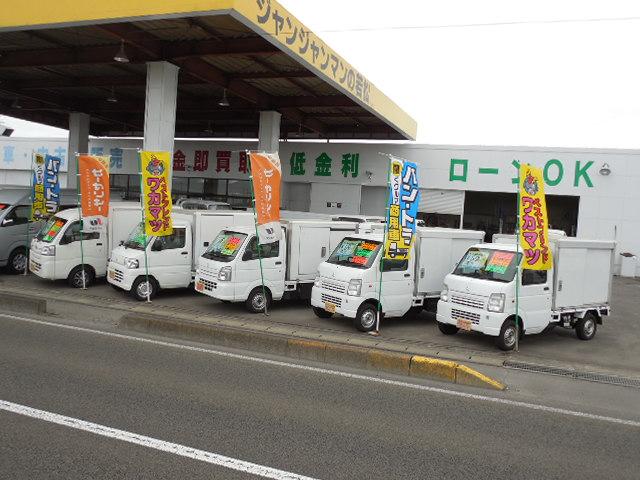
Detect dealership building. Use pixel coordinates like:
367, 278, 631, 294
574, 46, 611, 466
1, 137, 639, 276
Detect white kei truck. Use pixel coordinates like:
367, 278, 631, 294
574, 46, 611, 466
107, 210, 255, 300
194, 219, 359, 312
29, 203, 141, 287
311, 227, 485, 331
436, 235, 616, 350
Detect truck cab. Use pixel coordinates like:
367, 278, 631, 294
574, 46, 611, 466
195, 226, 286, 313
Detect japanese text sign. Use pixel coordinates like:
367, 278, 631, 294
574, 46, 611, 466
79, 155, 110, 231
31, 154, 61, 221
486, 251, 515, 274
518, 164, 552, 270
385, 157, 420, 260
250, 152, 282, 244
141, 151, 173, 237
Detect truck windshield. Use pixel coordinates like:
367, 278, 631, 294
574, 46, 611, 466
123, 223, 152, 250
327, 238, 381, 269
453, 248, 522, 283
36, 216, 67, 243
201, 230, 248, 262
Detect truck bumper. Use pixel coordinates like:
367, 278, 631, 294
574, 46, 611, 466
106, 262, 137, 291
29, 253, 56, 280
194, 273, 236, 301
436, 300, 502, 337
311, 286, 360, 318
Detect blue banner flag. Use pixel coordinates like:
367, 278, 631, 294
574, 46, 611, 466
384, 157, 420, 260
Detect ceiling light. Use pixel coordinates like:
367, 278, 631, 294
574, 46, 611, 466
10, 98, 21, 109
106, 87, 118, 103
218, 88, 230, 107
599, 163, 611, 176
114, 40, 129, 63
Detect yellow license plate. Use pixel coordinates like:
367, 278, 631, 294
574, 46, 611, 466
456, 319, 472, 331
324, 302, 336, 313
108, 270, 115, 279
196, 281, 204, 292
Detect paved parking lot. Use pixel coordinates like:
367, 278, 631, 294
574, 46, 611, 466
2, 271, 639, 377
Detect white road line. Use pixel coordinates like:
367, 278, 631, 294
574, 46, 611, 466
3, 313, 640, 429
0, 399, 317, 480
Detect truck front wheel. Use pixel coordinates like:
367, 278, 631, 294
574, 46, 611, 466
131, 277, 157, 302
575, 313, 597, 340
312, 306, 333, 319
354, 303, 378, 332
496, 319, 520, 351
246, 287, 271, 313
437, 322, 459, 335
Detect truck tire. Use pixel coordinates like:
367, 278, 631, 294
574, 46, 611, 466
575, 313, 597, 340
131, 277, 157, 302
312, 306, 333, 319
7, 248, 27, 274
246, 287, 271, 313
437, 322, 459, 335
67, 265, 95, 288
496, 319, 519, 351
354, 303, 378, 332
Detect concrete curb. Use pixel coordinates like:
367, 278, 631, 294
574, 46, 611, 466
119, 312, 506, 391
0, 291, 46, 315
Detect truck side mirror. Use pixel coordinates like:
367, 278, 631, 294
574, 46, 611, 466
151, 241, 162, 252
242, 250, 254, 261
1, 218, 14, 227
119, 240, 124, 246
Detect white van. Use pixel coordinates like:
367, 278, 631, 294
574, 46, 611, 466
194, 219, 358, 312
436, 236, 616, 350
107, 210, 255, 300
29, 203, 141, 287
311, 227, 485, 331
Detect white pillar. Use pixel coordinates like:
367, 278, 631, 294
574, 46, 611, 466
143, 61, 179, 155
67, 112, 90, 189
257, 111, 281, 153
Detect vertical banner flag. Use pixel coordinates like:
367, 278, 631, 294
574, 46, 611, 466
250, 152, 282, 244
518, 164, 552, 270
385, 157, 420, 260
32, 154, 61, 221
79, 155, 110, 232
141, 151, 173, 237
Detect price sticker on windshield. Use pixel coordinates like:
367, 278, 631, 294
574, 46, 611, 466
486, 251, 515, 274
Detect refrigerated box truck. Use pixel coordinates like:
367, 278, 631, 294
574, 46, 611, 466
436, 236, 616, 350
311, 227, 485, 331
29, 203, 141, 287
194, 219, 359, 312
107, 210, 255, 300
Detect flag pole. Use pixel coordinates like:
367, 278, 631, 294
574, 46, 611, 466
247, 150, 269, 316
373, 155, 393, 335
75, 153, 87, 289
515, 164, 521, 352
138, 151, 151, 303
25, 151, 35, 276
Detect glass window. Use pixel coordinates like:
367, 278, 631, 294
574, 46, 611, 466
4, 205, 31, 225
152, 228, 186, 250
202, 230, 248, 262
123, 223, 151, 250
36, 216, 67, 242
227, 179, 251, 197
128, 175, 141, 200
61, 221, 100, 243
172, 177, 189, 197
381, 259, 408, 272
204, 179, 227, 198
522, 269, 548, 285
188, 178, 205, 196
453, 248, 522, 283
327, 238, 382, 270
227, 197, 252, 208
244, 237, 280, 260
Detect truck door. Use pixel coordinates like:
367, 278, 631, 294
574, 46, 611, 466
519, 268, 553, 333
148, 227, 191, 288
239, 236, 285, 300
57, 221, 104, 277
380, 254, 414, 316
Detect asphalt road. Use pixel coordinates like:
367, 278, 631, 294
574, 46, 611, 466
1, 314, 639, 480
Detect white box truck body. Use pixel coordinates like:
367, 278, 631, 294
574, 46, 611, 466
194, 219, 358, 312
106, 210, 255, 300
29, 203, 140, 287
436, 236, 615, 350
311, 227, 485, 331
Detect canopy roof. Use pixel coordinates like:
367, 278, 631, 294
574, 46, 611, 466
0, 0, 417, 140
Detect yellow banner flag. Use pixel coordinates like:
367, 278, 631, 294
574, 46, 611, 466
518, 164, 552, 270
140, 151, 173, 237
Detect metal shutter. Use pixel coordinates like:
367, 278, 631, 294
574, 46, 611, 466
418, 189, 464, 215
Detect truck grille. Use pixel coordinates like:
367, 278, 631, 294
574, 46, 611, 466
451, 294, 485, 309
321, 293, 342, 308
321, 280, 346, 294
200, 277, 216, 292
111, 268, 124, 283
451, 308, 480, 324
30, 260, 41, 272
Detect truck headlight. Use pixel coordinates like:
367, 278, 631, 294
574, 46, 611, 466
218, 266, 232, 281
440, 284, 449, 302
347, 279, 362, 296
314, 275, 321, 287
40, 245, 56, 256
487, 293, 505, 313
124, 257, 139, 269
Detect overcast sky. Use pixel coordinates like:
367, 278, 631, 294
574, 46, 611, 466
3, 0, 640, 148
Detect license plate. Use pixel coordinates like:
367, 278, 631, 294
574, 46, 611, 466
324, 302, 336, 313
456, 319, 472, 331
108, 270, 115, 279
196, 281, 204, 292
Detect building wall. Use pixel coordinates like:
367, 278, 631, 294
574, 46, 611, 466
1, 137, 639, 275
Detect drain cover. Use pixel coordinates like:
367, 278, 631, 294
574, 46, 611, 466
503, 360, 640, 389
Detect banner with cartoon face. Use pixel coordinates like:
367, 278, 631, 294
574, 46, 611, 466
141, 151, 173, 237
518, 164, 552, 270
